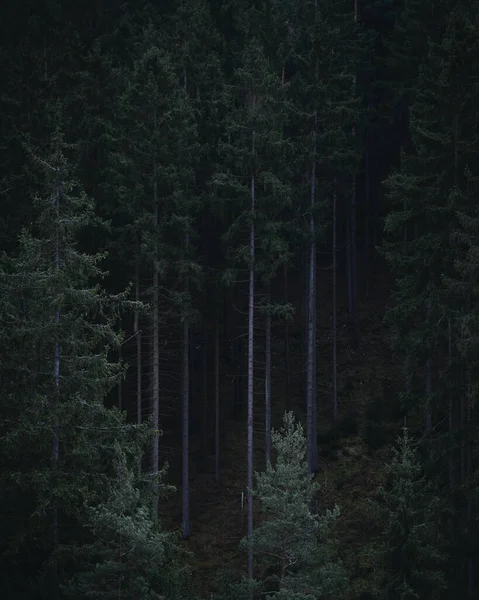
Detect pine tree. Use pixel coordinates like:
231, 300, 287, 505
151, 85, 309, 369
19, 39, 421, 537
373, 428, 445, 599
249, 412, 347, 600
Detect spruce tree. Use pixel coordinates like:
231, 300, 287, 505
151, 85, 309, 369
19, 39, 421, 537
0, 104, 164, 596
373, 428, 445, 599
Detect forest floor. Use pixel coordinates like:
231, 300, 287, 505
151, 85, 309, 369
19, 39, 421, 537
162, 261, 403, 599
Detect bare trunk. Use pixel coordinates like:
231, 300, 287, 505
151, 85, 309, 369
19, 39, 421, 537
247, 135, 255, 595
465, 372, 473, 599
52, 179, 61, 546
333, 181, 338, 422
448, 318, 454, 489
349, 175, 359, 348
152, 164, 160, 518
364, 143, 371, 301
265, 286, 272, 466
182, 238, 190, 538
118, 345, 122, 410
203, 319, 208, 458
283, 265, 291, 411
307, 112, 317, 475
215, 309, 220, 483
135, 251, 142, 476
425, 301, 432, 433
300, 251, 308, 403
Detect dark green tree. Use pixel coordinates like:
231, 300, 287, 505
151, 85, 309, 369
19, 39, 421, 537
373, 428, 445, 599
0, 105, 182, 598
249, 412, 347, 600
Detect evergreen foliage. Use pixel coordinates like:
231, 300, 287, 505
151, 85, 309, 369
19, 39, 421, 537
0, 107, 183, 598
249, 412, 347, 600
373, 428, 445, 599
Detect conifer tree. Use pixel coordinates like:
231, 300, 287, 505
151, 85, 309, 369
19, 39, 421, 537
250, 412, 347, 600
63, 451, 190, 600
214, 34, 291, 591
0, 104, 151, 596
373, 428, 445, 599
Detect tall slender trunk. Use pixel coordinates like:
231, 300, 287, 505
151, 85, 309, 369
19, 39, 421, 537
425, 301, 432, 433
333, 180, 338, 422
52, 179, 61, 547
300, 251, 308, 403
466, 374, 473, 599
247, 132, 256, 595
307, 111, 317, 475
135, 250, 142, 477
265, 285, 272, 466
448, 318, 454, 490
215, 309, 220, 483
349, 175, 359, 348
152, 160, 160, 518
118, 344, 122, 410
203, 318, 208, 458
283, 264, 291, 411
364, 143, 371, 301
182, 230, 191, 539
349, 1, 359, 348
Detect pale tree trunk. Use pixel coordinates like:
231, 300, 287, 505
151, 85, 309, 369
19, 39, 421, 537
135, 249, 142, 476
202, 319, 208, 458
349, 175, 359, 349
152, 161, 160, 518
215, 308, 220, 483
265, 285, 272, 466
283, 264, 291, 411
300, 251, 308, 403
466, 375, 473, 599
306, 111, 317, 475
247, 131, 256, 596
118, 345, 122, 410
182, 231, 190, 539
448, 318, 454, 490
333, 180, 338, 422
364, 142, 371, 301
425, 301, 432, 433
349, 0, 359, 348
52, 179, 61, 547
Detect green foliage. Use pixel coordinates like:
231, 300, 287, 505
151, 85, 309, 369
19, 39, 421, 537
62, 453, 190, 599
372, 428, 445, 599
248, 412, 348, 599
0, 109, 181, 598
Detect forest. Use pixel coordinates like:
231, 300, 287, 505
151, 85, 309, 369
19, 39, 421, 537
0, 0, 478, 598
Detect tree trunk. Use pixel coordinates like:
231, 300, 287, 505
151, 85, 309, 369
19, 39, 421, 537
182, 249, 190, 538
425, 301, 432, 433
306, 111, 317, 475
152, 166, 160, 518
283, 264, 291, 412
364, 143, 371, 301
448, 318, 455, 490
215, 308, 220, 483
333, 181, 338, 422
135, 250, 142, 476
52, 179, 61, 548
247, 136, 255, 595
118, 344, 122, 411
265, 285, 272, 466
203, 318, 208, 459
349, 175, 359, 349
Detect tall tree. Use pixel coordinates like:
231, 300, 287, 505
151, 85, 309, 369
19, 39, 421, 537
0, 105, 144, 596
